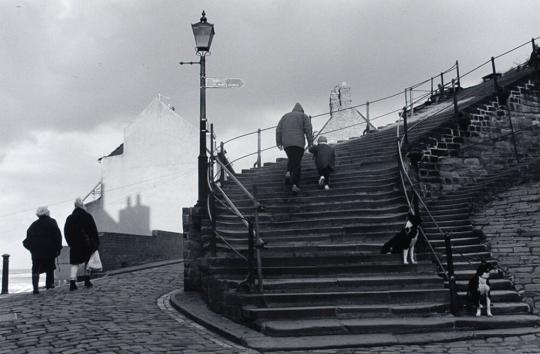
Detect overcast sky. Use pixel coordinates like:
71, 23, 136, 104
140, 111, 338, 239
1, 0, 540, 268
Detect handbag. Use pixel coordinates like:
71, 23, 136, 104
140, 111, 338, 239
86, 250, 103, 272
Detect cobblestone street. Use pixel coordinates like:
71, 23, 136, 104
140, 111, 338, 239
1, 263, 540, 353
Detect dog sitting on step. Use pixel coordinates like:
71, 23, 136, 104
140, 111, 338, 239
467, 260, 496, 317
380, 212, 422, 264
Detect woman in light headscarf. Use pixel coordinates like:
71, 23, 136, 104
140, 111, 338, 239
23, 206, 63, 294
64, 198, 99, 291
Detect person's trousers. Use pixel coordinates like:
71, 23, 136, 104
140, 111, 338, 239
31, 263, 54, 290
284, 146, 305, 186
318, 166, 333, 186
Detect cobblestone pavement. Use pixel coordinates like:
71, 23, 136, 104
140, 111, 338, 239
1, 263, 540, 353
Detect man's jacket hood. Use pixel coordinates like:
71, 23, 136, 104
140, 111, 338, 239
292, 103, 304, 113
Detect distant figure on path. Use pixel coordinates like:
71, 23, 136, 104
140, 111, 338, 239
309, 135, 335, 190
64, 198, 99, 291
276, 102, 313, 194
23, 206, 63, 294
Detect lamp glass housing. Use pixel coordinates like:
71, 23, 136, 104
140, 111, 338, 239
191, 19, 214, 52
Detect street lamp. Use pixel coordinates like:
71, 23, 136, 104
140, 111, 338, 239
181, 11, 215, 216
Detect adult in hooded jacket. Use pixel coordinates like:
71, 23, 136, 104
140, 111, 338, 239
64, 198, 99, 291
23, 206, 63, 293
276, 103, 314, 193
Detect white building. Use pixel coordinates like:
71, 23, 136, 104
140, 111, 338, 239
320, 82, 372, 142
85, 96, 199, 235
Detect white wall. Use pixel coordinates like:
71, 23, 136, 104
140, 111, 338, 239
87, 98, 199, 235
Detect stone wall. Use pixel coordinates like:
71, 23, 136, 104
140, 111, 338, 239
99, 230, 182, 271
415, 77, 540, 198
472, 179, 540, 313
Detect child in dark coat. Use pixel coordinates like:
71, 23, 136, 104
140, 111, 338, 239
308, 135, 335, 190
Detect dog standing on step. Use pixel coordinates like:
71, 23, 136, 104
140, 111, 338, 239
380, 212, 422, 264
467, 260, 496, 317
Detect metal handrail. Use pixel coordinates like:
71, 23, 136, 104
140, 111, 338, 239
396, 139, 448, 279
207, 145, 264, 293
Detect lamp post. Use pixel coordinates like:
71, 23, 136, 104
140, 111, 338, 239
180, 11, 215, 217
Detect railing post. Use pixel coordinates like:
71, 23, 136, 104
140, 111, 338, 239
444, 233, 460, 315
456, 60, 461, 89
253, 199, 263, 293
246, 219, 256, 291
403, 89, 408, 146
491, 56, 499, 91
209, 125, 217, 257
409, 87, 414, 121
440, 72, 444, 93
366, 101, 370, 122
256, 128, 262, 168
219, 142, 225, 185
430, 77, 434, 98
1, 254, 9, 295
452, 79, 459, 117
532, 38, 536, 51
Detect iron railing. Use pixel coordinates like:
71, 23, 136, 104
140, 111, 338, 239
206, 124, 264, 293
394, 37, 540, 315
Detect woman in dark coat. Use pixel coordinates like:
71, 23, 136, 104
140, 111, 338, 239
64, 198, 99, 291
23, 206, 63, 294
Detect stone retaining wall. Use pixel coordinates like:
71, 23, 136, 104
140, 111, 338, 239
415, 77, 540, 198
472, 180, 540, 313
99, 230, 182, 271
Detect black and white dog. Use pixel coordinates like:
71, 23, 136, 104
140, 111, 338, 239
380, 212, 422, 264
467, 260, 496, 317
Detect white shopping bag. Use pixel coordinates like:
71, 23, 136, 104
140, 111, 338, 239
87, 250, 103, 272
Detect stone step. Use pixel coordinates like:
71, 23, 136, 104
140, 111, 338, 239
242, 302, 449, 321
223, 175, 398, 190
456, 290, 522, 303
217, 205, 408, 222
238, 164, 399, 179
435, 244, 488, 254
221, 183, 400, 199
216, 220, 406, 239
256, 315, 540, 336
216, 196, 405, 213
216, 213, 408, 230
224, 189, 404, 207
229, 288, 449, 308
225, 274, 444, 293
207, 260, 436, 277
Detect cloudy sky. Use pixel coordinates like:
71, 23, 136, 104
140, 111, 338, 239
1, 0, 539, 268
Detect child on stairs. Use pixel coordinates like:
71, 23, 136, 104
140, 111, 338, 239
309, 135, 335, 190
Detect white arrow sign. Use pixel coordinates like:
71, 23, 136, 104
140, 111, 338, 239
206, 77, 245, 88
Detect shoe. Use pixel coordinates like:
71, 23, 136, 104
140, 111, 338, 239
32, 289, 39, 294
69, 280, 78, 291
284, 171, 291, 184
318, 176, 325, 186
291, 184, 300, 194
46, 284, 55, 290
324, 185, 330, 190
84, 276, 93, 288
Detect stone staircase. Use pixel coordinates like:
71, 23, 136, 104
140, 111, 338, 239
196, 66, 540, 344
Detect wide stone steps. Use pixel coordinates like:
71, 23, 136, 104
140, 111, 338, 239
199, 71, 540, 345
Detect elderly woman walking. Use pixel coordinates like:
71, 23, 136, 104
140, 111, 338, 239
64, 198, 99, 291
23, 206, 63, 294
